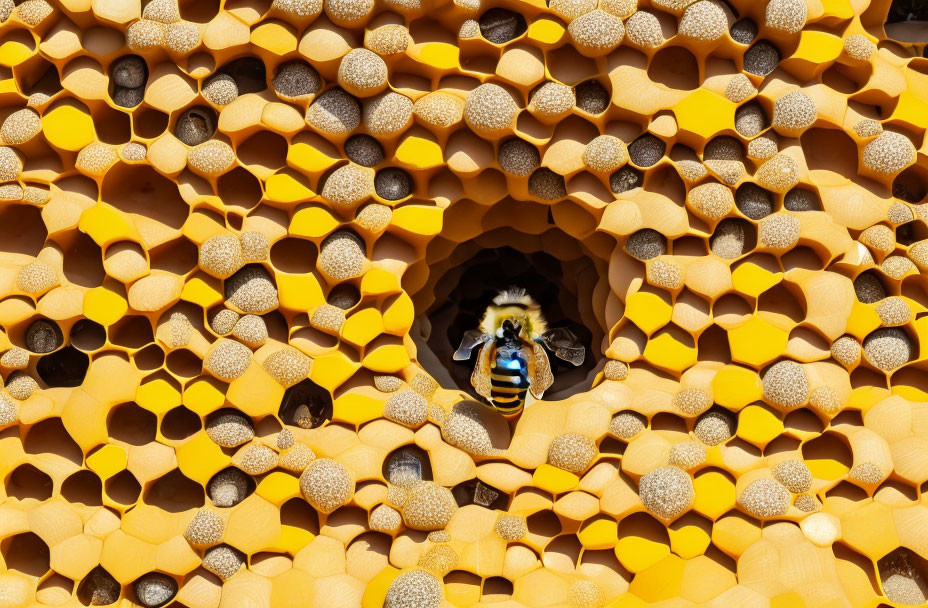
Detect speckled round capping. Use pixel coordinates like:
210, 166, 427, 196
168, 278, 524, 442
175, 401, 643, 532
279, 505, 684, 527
127, 19, 165, 51
26, 320, 61, 353
0, 146, 23, 181
628, 134, 665, 168
204, 338, 253, 381
300, 458, 354, 513
175, 107, 215, 146
548, 433, 597, 474
575, 80, 609, 114
0, 392, 17, 426
310, 304, 346, 333
568, 581, 605, 608
648, 259, 684, 289
668, 441, 706, 469
324, 0, 373, 26
604, 360, 629, 381
830, 336, 861, 367
673, 387, 712, 416
384, 390, 428, 427
735, 102, 766, 138
1, 347, 29, 368
210, 308, 240, 335
772, 90, 817, 136
134, 573, 177, 608
756, 154, 799, 193
854, 272, 886, 304
226, 266, 279, 314
366, 25, 409, 54
375, 167, 412, 200
583, 135, 628, 173
568, 10, 625, 56
184, 510, 225, 545
427, 529, 451, 543
413, 92, 464, 129
240, 232, 268, 262
306, 88, 361, 136
459, 19, 480, 38
345, 134, 384, 168
121, 142, 147, 161
882, 254, 916, 279
375, 375, 403, 392
6, 373, 37, 400
498, 138, 540, 176
187, 140, 235, 177
401, 482, 457, 530
165, 21, 199, 53
863, 327, 912, 371
809, 386, 841, 415
625, 10, 664, 47
273, 61, 321, 100
843, 33, 875, 61
76, 143, 118, 175
679, 0, 728, 41
203, 545, 245, 581
464, 83, 519, 137
548, 0, 596, 21
529, 82, 576, 119
783, 187, 819, 211
611, 166, 644, 193
387, 483, 408, 507
15, 261, 56, 294
280, 443, 315, 472
322, 163, 375, 209
338, 48, 388, 97
384, 569, 444, 608
854, 118, 882, 138
729, 18, 757, 44
726, 74, 756, 103
675, 159, 707, 182
864, 131, 916, 175
206, 411, 255, 448
208, 468, 250, 507
876, 296, 912, 326
202, 73, 238, 106
849, 462, 884, 485
711, 219, 747, 259
652, 0, 697, 11
883, 573, 928, 605
495, 514, 527, 540
744, 41, 780, 76
328, 284, 360, 309
0, 183, 21, 200
888, 202, 914, 224
528, 168, 566, 200
1, 108, 40, 144
370, 504, 403, 532
689, 182, 735, 221
772, 459, 812, 493
694, 410, 734, 446
356, 203, 392, 232
758, 214, 800, 249
410, 373, 437, 397
794, 493, 820, 512
609, 410, 646, 440
277, 428, 294, 450
748, 135, 778, 160
417, 544, 459, 576
113, 86, 144, 108
318, 230, 367, 280
739, 478, 791, 517
272, 0, 323, 17
625, 229, 666, 260
141, 0, 179, 22
765, 0, 806, 33
762, 360, 809, 408
199, 234, 244, 279
638, 466, 695, 521
0, 0, 12, 22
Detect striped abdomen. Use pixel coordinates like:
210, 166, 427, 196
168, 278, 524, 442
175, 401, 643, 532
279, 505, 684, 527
490, 352, 529, 415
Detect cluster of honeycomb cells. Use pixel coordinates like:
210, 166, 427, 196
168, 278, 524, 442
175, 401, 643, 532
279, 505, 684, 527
5, 0, 928, 606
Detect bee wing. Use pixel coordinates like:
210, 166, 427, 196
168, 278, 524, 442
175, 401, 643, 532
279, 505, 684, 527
540, 327, 585, 366
528, 342, 554, 399
471, 343, 494, 401
454, 330, 492, 361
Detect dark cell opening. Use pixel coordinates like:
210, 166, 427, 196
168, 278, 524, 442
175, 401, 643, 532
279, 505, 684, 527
279, 378, 333, 429
36, 346, 89, 387
221, 56, 267, 94
1, 532, 49, 577
78, 566, 121, 606
383, 445, 433, 485
888, 0, 928, 22
575, 80, 609, 115
70, 319, 106, 351
479, 8, 527, 44
174, 105, 218, 146
452, 478, 509, 510
328, 284, 361, 309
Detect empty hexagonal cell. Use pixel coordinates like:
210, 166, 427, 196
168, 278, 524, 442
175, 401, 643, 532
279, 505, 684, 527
5, 463, 52, 501
452, 478, 509, 510
279, 378, 333, 429
383, 445, 433, 486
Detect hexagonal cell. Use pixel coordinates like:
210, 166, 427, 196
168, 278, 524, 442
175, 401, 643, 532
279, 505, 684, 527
1, 532, 50, 577
383, 445, 433, 486
279, 378, 333, 430
452, 478, 509, 510
879, 547, 928, 605
77, 566, 121, 606
105, 470, 141, 506
5, 463, 52, 501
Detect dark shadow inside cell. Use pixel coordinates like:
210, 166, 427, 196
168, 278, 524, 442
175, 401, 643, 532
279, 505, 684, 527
1, 532, 50, 577
220, 56, 267, 94
328, 283, 361, 309
5, 463, 52, 501
478, 8, 527, 44
105, 469, 141, 505
648, 46, 700, 91
109, 315, 155, 349
61, 470, 104, 507
144, 469, 205, 512
36, 346, 89, 387
160, 406, 202, 441
526, 509, 561, 537
452, 478, 509, 510
70, 319, 107, 351
207, 467, 255, 508
77, 566, 121, 606
482, 577, 513, 599
0, 204, 47, 256
382, 445, 434, 485
281, 497, 320, 535
271, 237, 318, 273
278, 378, 333, 429
108, 402, 157, 446
133, 107, 169, 139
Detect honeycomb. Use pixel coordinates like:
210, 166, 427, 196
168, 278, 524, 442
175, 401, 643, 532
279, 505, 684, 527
2, 0, 928, 606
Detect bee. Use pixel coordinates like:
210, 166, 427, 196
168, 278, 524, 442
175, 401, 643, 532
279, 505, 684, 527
453, 288, 585, 416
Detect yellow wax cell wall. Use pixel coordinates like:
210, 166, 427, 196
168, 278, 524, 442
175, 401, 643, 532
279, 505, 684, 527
1, 0, 928, 606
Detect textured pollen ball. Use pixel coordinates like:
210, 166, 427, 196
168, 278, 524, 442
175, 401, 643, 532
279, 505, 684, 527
238, 444, 279, 475
493, 139, 538, 178
364, 91, 414, 137
273, 61, 322, 100
831, 335, 861, 367
574, 80, 609, 114
384, 569, 444, 608
694, 410, 735, 446
366, 24, 409, 55
318, 230, 367, 280
413, 92, 464, 129
772, 459, 812, 493
762, 360, 809, 408
726, 74, 757, 103
15, 261, 56, 294
127, 19, 165, 51
184, 510, 225, 546
26, 319, 62, 353
208, 468, 250, 507
628, 134, 666, 168
638, 466, 695, 521
464, 83, 519, 138
321, 163, 375, 209
459, 19, 480, 38
735, 102, 767, 138
844, 34, 875, 61
202, 73, 239, 106
863, 328, 912, 371
1, 108, 41, 144
417, 545, 459, 577
527, 168, 566, 200
384, 390, 428, 427
165, 21, 199, 54
583, 135, 628, 173
765, 0, 807, 34
337, 48, 388, 97
441, 400, 502, 456
495, 514, 527, 540
310, 304, 346, 333
375, 167, 412, 200
748, 134, 778, 160
678, 0, 728, 41
604, 360, 630, 381
263, 347, 311, 388
772, 90, 817, 136
202, 545, 245, 581
548, 0, 596, 22
174, 107, 216, 146
324, 0, 374, 26
729, 18, 757, 44
299, 458, 354, 513
625, 229, 666, 260
240, 232, 269, 262
863, 131, 916, 175
673, 387, 712, 416
478, 8, 527, 44
306, 88, 361, 136
711, 218, 747, 259
199, 234, 244, 279
794, 494, 820, 512
344, 134, 384, 167
854, 272, 886, 303
272, 0, 324, 18
626, 10, 665, 48
225, 266, 279, 314
668, 441, 707, 469
875, 296, 912, 327
784, 187, 820, 211
370, 504, 403, 532
613, 166, 645, 190
756, 154, 799, 193
568, 9, 625, 57
401, 482, 458, 530
689, 182, 735, 221
134, 573, 177, 608
744, 41, 780, 77
0, 146, 23, 181
739, 478, 791, 517
209, 308, 239, 336
206, 411, 255, 448
547, 433, 597, 474
528, 82, 576, 121
758, 214, 800, 249
204, 339, 253, 381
